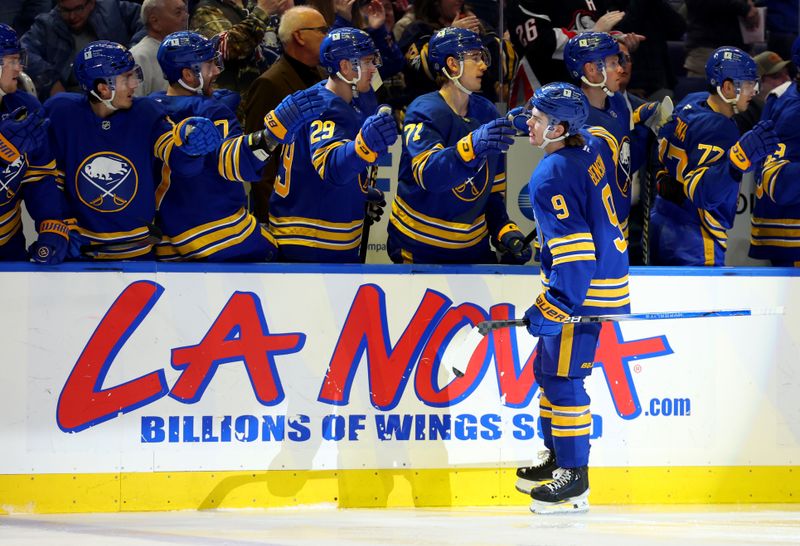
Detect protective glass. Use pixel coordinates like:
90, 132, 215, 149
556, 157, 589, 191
463, 48, 491, 68
602, 55, 621, 72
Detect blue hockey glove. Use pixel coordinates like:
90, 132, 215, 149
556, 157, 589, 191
507, 106, 531, 134
264, 87, 327, 144
173, 116, 221, 156
354, 107, 397, 162
364, 186, 386, 226
28, 219, 70, 265
0, 106, 49, 163
524, 292, 571, 337
729, 120, 779, 173
212, 89, 242, 112
497, 223, 532, 264
457, 118, 514, 165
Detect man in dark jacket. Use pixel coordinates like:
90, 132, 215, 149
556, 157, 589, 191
21, 0, 145, 100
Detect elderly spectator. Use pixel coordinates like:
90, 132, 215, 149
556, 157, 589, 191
21, 0, 145, 101
132, 0, 189, 96
191, 0, 291, 96
243, 5, 326, 222
756, 50, 792, 99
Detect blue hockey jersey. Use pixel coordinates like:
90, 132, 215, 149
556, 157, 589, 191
0, 90, 65, 260
45, 93, 194, 260
386, 91, 510, 264
650, 92, 741, 266
528, 138, 630, 315
268, 81, 378, 263
585, 92, 633, 235
750, 82, 800, 265
150, 92, 276, 261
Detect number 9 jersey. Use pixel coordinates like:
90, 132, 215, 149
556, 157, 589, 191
529, 134, 630, 316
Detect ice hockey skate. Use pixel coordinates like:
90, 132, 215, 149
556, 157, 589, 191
515, 449, 558, 494
529, 466, 590, 514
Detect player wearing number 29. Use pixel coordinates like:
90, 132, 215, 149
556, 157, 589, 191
517, 83, 629, 514
650, 46, 779, 266
45, 40, 220, 259
387, 27, 529, 264
268, 27, 397, 263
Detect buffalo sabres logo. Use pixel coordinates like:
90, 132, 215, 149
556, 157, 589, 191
0, 155, 26, 206
618, 137, 632, 195
452, 167, 489, 202
75, 152, 138, 212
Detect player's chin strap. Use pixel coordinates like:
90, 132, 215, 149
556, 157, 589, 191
179, 68, 204, 95
90, 86, 118, 111
581, 61, 614, 97
337, 59, 362, 98
442, 58, 473, 96
537, 118, 568, 150
715, 85, 741, 114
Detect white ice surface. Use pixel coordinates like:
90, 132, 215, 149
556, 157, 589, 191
2, 505, 800, 546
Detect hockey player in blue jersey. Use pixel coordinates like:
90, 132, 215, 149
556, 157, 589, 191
0, 23, 70, 265
515, 82, 629, 514
45, 40, 220, 260
152, 31, 326, 261
563, 32, 672, 242
386, 27, 527, 264
651, 46, 779, 266
750, 37, 800, 266
268, 27, 397, 262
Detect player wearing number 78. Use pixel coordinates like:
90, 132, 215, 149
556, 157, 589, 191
516, 82, 630, 514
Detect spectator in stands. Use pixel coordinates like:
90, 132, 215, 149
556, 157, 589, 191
506, 1, 629, 105
683, 0, 760, 77
22, 0, 145, 101
756, 50, 792, 99
332, 0, 405, 81
399, 0, 515, 108
244, 6, 327, 222
132, 0, 189, 96
0, 0, 51, 36
609, 0, 686, 100
190, 0, 289, 96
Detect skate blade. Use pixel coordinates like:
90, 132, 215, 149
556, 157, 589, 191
529, 490, 590, 514
515, 476, 552, 495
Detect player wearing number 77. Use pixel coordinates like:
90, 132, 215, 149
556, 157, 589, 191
650, 46, 779, 266
516, 82, 629, 514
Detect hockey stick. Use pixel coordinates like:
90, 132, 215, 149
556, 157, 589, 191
359, 105, 392, 264
448, 306, 784, 377
80, 224, 163, 257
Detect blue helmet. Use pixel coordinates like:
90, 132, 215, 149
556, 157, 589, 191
319, 27, 378, 75
157, 31, 220, 83
0, 23, 21, 57
529, 82, 589, 134
74, 40, 137, 92
564, 32, 620, 80
705, 46, 757, 87
427, 27, 489, 75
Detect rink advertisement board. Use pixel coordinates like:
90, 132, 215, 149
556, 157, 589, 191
0, 264, 798, 511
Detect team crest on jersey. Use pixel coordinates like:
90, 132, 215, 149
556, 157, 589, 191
0, 155, 26, 206
452, 166, 489, 202
618, 137, 632, 195
75, 152, 138, 213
